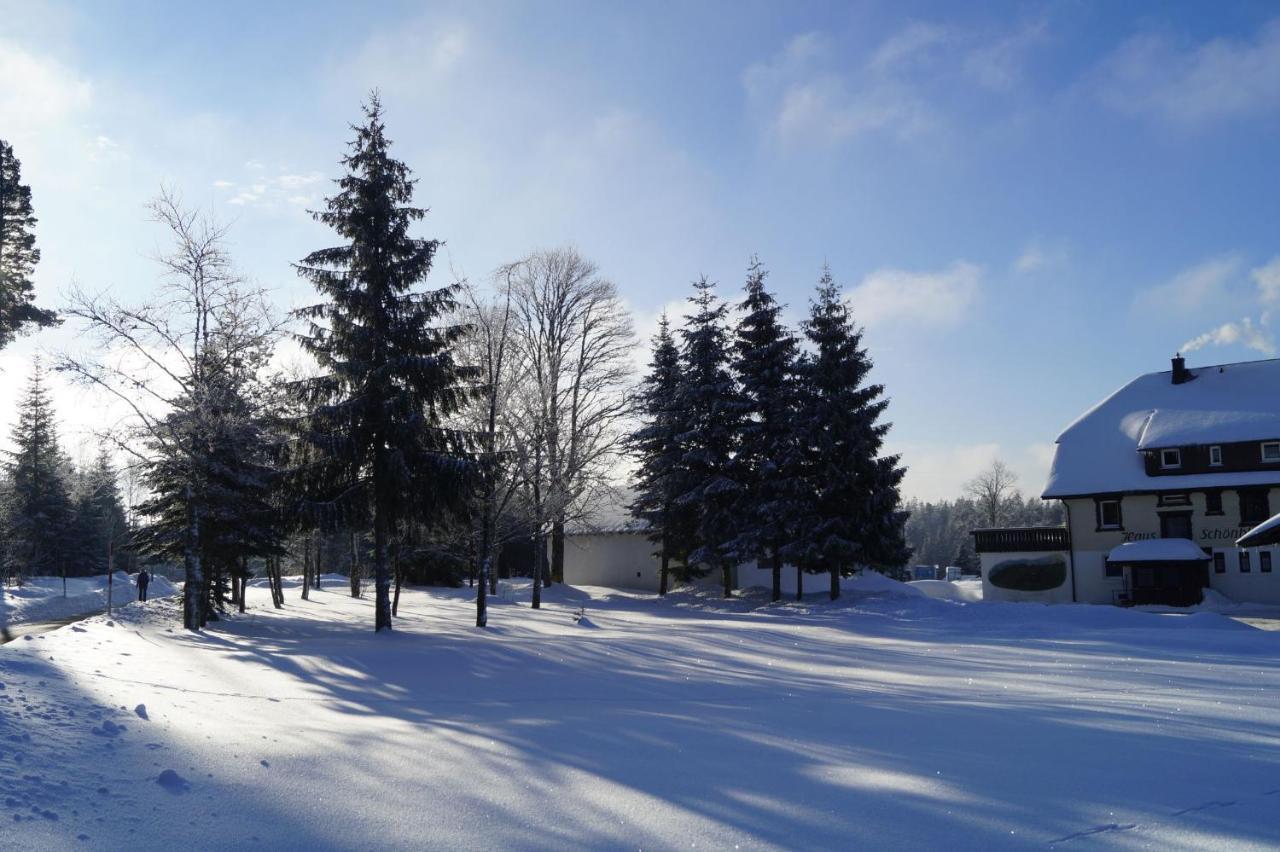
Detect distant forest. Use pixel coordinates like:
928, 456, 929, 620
903, 495, 1064, 569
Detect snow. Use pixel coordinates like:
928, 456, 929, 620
1237, 511, 1280, 547
1043, 357, 1280, 498
1107, 538, 1213, 563
909, 578, 984, 602
1, 581, 1279, 850
0, 573, 177, 628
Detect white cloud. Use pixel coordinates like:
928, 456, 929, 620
744, 19, 1046, 149
1012, 239, 1067, 275
1133, 255, 1241, 314
963, 19, 1048, 91
846, 261, 981, 327
0, 39, 91, 130
1097, 19, 1280, 125
1181, 316, 1275, 357
224, 170, 325, 208
1252, 256, 1280, 304
869, 22, 951, 73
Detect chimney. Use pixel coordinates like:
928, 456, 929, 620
1171, 353, 1192, 385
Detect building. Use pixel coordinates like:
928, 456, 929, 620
560, 526, 862, 595
975, 356, 1280, 607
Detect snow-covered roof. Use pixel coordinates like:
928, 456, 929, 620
1237, 512, 1280, 548
1106, 539, 1211, 563
1043, 358, 1280, 498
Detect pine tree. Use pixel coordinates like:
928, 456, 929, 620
674, 277, 743, 597
0, 141, 58, 349
628, 314, 693, 595
728, 257, 799, 602
293, 94, 477, 632
784, 268, 909, 599
4, 361, 72, 581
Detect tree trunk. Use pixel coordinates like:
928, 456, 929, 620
770, 548, 781, 603
182, 498, 202, 631
551, 519, 565, 584
301, 536, 311, 601
829, 564, 839, 601
722, 562, 732, 598
659, 548, 669, 597
373, 510, 392, 632
313, 536, 322, 590
350, 530, 361, 598
476, 556, 489, 627
796, 566, 803, 601
392, 543, 403, 617
238, 557, 247, 614
531, 533, 543, 610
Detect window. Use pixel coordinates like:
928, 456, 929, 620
1160, 513, 1193, 540
1096, 498, 1122, 530
1240, 551, 1252, 573
1205, 490, 1224, 516
1263, 552, 1273, 574
1214, 552, 1226, 574
1160, 448, 1182, 469
1158, 493, 1190, 507
1262, 442, 1280, 463
1239, 489, 1271, 526
1209, 445, 1223, 466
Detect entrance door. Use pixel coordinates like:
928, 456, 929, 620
1129, 561, 1207, 606
1160, 512, 1193, 540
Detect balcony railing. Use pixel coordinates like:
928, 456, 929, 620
972, 526, 1069, 554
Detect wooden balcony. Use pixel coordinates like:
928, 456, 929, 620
972, 526, 1069, 554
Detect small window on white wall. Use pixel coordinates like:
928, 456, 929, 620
1262, 442, 1280, 462
1209, 445, 1223, 466
1160, 448, 1182, 469
1097, 499, 1122, 530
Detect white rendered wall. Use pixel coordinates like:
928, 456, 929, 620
980, 550, 1074, 604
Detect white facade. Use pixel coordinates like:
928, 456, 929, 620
980, 357, 1280, 606
562, 531, 863, 595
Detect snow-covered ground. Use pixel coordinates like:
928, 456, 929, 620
1, 577, 1278, 850
0, 573, 177, 628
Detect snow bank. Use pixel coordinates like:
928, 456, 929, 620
908, 579, 983, 603
845, 570, 923, 598
0, 572, 177, 627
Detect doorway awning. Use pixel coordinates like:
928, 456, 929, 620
1106, 539, 1210, 565
1237, 513, 1280, 548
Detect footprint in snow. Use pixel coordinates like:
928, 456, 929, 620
134, 704, 148, 720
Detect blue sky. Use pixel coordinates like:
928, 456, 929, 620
3, 0, 1280, 500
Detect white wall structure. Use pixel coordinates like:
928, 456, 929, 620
979, 550, 1074, 604
562, 531, 869, 595
561, 532, 663, 592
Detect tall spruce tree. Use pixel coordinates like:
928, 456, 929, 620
628, 314, 693, 595
293, 94, 477, 632
4, 361, 72, 581
729, 257, 799, 602
784, 268, 909, 599
675, 277, 743, 597
0, 141, 58, 348
65, 449, 129, 576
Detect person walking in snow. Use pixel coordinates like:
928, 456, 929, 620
137, 569, 150, 602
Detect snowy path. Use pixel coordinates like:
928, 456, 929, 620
1, 583, 1278, 850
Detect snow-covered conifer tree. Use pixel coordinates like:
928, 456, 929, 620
674, 277, 743, 596
784, 268, 909, 599
628, 314, 692, 595
728, 257, 799, 602
292, 94, 478, 632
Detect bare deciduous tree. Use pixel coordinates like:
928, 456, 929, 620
964, 459, 1019, 529
55, 189, 280, 630
503, 248, 635, 587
